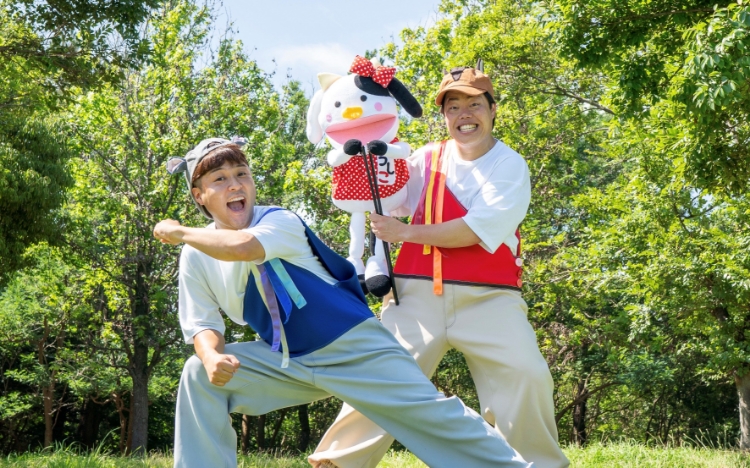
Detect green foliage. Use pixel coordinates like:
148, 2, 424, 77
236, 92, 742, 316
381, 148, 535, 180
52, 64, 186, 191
3, 0, 750, 457
1, 0, 160, 102
549, 0, 750, 445
554, 0, 750, 192
0, 0, 349, 454
0, 0, 160, 284
0, 116, 72, 285
0, 245, 94, 449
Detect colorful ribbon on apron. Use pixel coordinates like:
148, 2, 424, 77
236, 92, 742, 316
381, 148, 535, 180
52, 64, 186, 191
267, 258, 307, 323
249, 260, 307, 368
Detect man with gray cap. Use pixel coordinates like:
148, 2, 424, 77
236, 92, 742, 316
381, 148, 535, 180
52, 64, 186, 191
153, 138, 531, 468
310, 67, 569, 468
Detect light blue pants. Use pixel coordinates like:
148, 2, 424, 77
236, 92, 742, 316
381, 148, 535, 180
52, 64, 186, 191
174, 318, 530, 468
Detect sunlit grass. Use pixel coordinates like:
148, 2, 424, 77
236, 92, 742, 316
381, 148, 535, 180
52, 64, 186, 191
564, 441, 750, 467
2, 442, 750, 467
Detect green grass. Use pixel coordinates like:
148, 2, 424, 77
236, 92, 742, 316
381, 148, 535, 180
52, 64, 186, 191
2, 443, 749, 467
564, 442, 750, 467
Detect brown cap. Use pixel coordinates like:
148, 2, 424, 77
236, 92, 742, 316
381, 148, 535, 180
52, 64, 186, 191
435, 67, 494, 106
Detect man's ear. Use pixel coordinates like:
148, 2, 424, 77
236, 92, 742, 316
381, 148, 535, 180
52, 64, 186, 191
191, 186, 205, 205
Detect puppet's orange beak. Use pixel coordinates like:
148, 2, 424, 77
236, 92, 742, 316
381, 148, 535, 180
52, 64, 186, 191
342, 106, 363, 120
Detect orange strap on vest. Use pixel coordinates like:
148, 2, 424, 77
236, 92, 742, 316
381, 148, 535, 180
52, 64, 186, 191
422, 143, 439, 254
420, 141, 448, 295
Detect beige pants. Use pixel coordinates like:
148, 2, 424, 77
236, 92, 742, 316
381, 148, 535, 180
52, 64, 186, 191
310, 279, 569, 468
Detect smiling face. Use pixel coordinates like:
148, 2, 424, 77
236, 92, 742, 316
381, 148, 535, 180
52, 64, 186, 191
442, 91, 497, 159
191, 162, 257, 230
318, 75, 399, 147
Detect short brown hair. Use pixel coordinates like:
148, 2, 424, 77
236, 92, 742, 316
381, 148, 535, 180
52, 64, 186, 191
191, 144, 249, 187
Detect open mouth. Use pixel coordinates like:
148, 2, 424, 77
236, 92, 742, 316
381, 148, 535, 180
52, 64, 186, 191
326, 114, 397, 145
227, 195, 246, 212
458, 124, 478, 133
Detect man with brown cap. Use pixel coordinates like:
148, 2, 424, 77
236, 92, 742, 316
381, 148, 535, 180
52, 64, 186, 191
310, 67, 569, 468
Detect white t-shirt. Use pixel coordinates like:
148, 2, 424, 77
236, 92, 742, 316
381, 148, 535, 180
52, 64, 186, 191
178, 207, 336, 344
398, 139, 531, 254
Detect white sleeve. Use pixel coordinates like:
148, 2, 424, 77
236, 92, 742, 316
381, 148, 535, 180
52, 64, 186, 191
391, 145, 428, 217
246, 210, 309, 263
178, 248, 226, 344
462, 154, 531, 254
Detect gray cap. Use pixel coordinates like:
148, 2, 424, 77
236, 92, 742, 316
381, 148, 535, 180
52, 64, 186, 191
166, 137, 248, 219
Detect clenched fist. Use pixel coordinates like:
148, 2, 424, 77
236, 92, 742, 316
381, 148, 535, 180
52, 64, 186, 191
202, 352, 241, 387
153, 219, 183, 245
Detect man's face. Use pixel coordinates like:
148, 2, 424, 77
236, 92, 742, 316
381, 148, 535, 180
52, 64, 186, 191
191, 162, 256, 230
442, 91, 496, 148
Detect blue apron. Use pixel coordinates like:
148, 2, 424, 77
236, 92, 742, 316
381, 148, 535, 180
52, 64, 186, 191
242, 208, 373, 365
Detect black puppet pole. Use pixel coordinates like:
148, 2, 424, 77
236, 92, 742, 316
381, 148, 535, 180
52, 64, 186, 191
344, 139, 400, 305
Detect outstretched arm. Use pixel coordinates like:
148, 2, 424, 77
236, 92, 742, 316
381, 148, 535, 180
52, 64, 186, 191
370, 213, 481, 248
153, 219, 265, 262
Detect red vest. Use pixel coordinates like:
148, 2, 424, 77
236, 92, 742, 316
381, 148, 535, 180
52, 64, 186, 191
393, 141, 523, 294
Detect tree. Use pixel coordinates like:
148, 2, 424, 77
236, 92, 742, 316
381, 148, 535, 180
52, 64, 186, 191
553, 0, 750, 193
1, 0, 160, 102
0, 117, 73, 286
0, 246, 87, 449
0, 0, 162, 285
553, 0, 750, 447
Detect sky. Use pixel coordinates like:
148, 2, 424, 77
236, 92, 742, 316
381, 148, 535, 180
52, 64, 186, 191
214, 0, 442, 93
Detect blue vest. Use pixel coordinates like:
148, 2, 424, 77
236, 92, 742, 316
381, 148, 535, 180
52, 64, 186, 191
242, 208, 373, 357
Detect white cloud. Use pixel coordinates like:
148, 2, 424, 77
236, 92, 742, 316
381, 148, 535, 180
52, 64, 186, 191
270, 42, 357, 83
382, 7, 440, 47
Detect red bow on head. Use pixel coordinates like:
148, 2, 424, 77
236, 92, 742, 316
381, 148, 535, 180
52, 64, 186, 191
349, 55, 396, 88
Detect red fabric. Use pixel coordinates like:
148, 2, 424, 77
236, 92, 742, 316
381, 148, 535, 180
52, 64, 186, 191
349, 55, 396, 88
331, 138, 409, 201
332, 157, 408, 201
394, 144, 523, 290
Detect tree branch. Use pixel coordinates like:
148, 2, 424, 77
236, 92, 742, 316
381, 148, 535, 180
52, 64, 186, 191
555, 381, 620, 423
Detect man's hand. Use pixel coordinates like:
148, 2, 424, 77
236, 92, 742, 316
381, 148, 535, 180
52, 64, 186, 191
201, 352, 241, 387
154, 219, 183, 245
370, 213, 409, 243
371, 214, 482, 248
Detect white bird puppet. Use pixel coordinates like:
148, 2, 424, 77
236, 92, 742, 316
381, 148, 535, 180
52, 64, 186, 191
306, 55, 423, 297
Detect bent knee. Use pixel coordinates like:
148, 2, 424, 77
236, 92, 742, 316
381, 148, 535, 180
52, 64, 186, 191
182, 355, 206, 382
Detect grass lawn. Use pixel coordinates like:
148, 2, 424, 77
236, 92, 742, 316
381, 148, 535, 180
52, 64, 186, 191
1, 443, 749, 467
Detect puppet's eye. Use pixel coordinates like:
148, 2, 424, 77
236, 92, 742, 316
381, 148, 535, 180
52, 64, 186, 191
360, 95, 367, 102
335, 101, 341, 108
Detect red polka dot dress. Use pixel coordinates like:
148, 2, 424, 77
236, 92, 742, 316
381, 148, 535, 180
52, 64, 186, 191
331, 139, 409, 201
